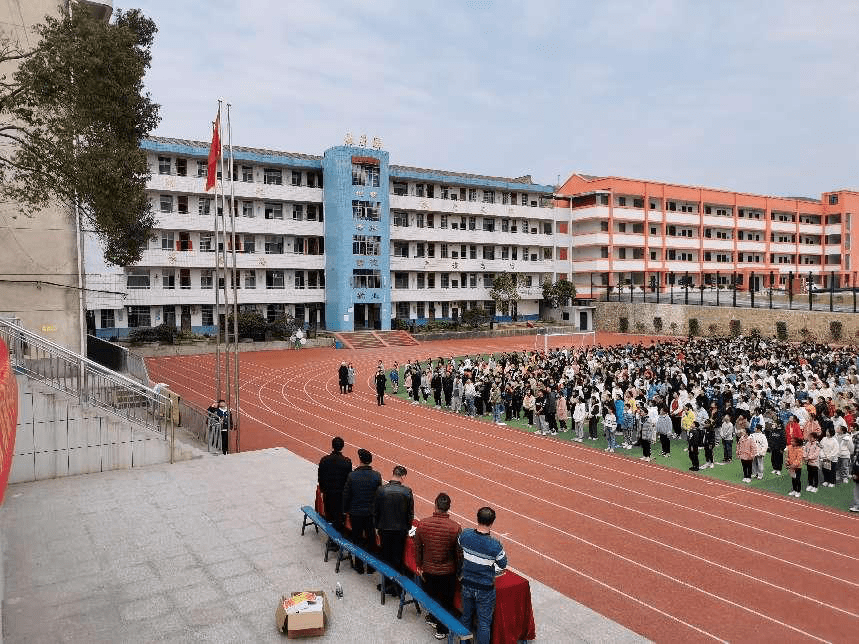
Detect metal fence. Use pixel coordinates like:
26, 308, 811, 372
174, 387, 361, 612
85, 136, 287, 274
595, 270, 859, 313
177, 398, 223, 454
1, 318, 173, 441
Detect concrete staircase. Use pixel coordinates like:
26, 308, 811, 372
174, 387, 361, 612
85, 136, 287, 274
334, 330, 419, 350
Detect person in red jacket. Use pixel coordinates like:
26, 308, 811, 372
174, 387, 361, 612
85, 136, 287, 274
414, 492, 462, 640
785, 415, 803, 446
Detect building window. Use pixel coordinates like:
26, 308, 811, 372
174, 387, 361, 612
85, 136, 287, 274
159, 195, 173, 213
162, 270, 175, 289
196, 160, 207, 178
176, 196, 188, 214
161, 231, 174, 250
483, 218, 495, 232
482, 246, 495, 260
264, 202, 283, 220
198, 198, 212, 216
427, 243, 435, 258
441, 273, 449, 288
264, 235, 283, 254
307, 204, 320, 221
239, 201, 253, 218
483, 190, 495, 204
396, 302, 409, 318
829, 194, 839, 205
352, 200, 380, 221
353, 235, 381, 256
415, 242, 425, 258
266, 270, 284, 289
158, 156, 171, 174
394, 272, 408, 289
417, 273, 425, 289
241, 165, 253, 182
416, 213, 425, 228
633, 198, 643, 208
352, 269, 381, 289
199, 233, 213, 252
200, 269, 213, 289
392, 181, 407, 196
263, 168, 282, 185
440, 243, 448, 259
617, 196, 627, 207
100, 309, 115, 329
416, 302, 425, 318
290, 170, 301, 186
393, 242, 409, 257
468, 188, 477, 202
179, 269, 191, 289
393, 211, 409, 227
242, 234, 255, 254
127, 306, 151, 328
201, 305, 214, 326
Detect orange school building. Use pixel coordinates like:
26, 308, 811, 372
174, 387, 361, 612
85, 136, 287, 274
555, 173, 859, 297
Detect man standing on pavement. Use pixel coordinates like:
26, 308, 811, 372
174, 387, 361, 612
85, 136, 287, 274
342, 449, 382, 574
458, 506, 507, 644
373, 465, 414, 595
317, 436, 352, 548
375, 367, 387, 406
415, 493, 462, 640
338, 362, 348, 394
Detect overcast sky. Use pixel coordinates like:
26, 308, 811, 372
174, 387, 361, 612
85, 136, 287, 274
132, 0, 858, 198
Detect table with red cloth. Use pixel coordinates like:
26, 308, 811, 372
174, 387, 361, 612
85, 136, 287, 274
404, 521, 536, 644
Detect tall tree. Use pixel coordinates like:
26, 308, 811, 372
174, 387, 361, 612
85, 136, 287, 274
542, 277, 577, 308
0, 7, 160, 266
489, 272, 521, 319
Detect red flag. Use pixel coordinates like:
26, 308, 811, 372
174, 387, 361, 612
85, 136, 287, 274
205, 109, 221, 192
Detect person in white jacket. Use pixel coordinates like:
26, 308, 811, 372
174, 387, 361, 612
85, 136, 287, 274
750, 424, 769, 480
819, 427, 840, 487
572, 399, 587, 442
836, 425, 854, 484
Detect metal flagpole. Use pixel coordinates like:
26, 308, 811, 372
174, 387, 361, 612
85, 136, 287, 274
212, 112, 222, 402
227, 103, 241, 453
217, 98, 233, 452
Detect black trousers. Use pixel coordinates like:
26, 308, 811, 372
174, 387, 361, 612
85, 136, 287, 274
545, 412, 557, 432
671, 415, 681, 435
379, 529, 408, 579
659, 434, 670, 454
688, 447, 699, 470
807, 465, 819, 488
791, 469, 802, 492
822, 461, 836, 485
641, 439, 651, 458
771, 448, 784, 472
525, 409, 533, 425
376, 388, 385, 405
221, 429, 229, 455
741, 459, 753, 478
349, 514, 376, 570
423, 572, 457, 634
589, 416, 599, 438
722, 439, 733, 461
322, 491, 345, 534
703, 444, 714, 464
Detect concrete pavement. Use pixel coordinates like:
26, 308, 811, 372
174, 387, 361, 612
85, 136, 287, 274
1, 447, 645, 643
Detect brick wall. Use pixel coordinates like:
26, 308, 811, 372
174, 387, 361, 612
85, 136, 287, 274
595, 302, 858, 343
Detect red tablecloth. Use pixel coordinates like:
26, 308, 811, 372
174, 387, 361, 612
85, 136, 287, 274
405, 522, 536, 644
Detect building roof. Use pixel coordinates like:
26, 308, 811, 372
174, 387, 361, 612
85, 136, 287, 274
144, 136, 322, 161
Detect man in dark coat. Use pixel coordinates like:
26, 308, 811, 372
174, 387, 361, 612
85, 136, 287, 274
342, 448, 382, 574
375, 367, 387, 406
374, 465, 414, 595
338, 362, 348, 394
317, 436, 352, 546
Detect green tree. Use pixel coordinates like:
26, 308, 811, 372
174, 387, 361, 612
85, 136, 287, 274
0, 7, 160, 266
489, 272, 521, 318
542, 277, 577, 308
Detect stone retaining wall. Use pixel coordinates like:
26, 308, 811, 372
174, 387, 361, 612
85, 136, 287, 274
595, 301, 858, 343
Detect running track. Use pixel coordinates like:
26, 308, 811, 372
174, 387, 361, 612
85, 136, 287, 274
147, 334, 859, 643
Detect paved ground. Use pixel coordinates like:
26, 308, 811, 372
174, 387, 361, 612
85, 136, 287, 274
1, 447, 644, 643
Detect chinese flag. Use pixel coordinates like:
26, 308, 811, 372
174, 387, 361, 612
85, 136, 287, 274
205, 109, 221, 192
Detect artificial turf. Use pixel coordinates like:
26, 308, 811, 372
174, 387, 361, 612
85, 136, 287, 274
387, 367, 855, 512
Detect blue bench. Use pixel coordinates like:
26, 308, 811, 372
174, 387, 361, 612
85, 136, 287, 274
299, 506, 472, 642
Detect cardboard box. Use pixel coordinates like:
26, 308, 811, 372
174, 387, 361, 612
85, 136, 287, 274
275, 590, 331, 638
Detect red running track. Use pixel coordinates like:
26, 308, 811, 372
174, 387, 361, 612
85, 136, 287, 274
147, 335, 859, 643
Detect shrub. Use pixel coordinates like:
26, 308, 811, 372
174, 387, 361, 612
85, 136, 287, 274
392, 318, 409, 331
634, 321, 646, 334
750, 327, 761, 338
227, 312, 268, 340
688, 318, 699, 336
462, 307, 489, 328
707, 323, 719, 336
799, 327, 811, 341
669, 321, 678, 335
128, 323, 177, 344
653, 316, 663, 333
729, 319, 741, 337
830, 320, 843, 341
619, 317, 629, 333
775, 321, 788, 340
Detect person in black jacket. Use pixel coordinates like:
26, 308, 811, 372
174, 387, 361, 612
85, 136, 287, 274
342, 449, 382, 573
338, 362, 348, 394
688, 421, 702, 471
375, 368, 387, 406
374, 465, 414, 595
766, 419, 786, 475
318, 436, 352, 545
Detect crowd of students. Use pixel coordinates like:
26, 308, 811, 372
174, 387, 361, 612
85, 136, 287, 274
392, 336, 859, 510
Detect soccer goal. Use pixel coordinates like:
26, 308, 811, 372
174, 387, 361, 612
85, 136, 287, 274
533, 329, 597, 353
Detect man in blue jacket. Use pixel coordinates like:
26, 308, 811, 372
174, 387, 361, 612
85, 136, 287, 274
342, 448, 382, 574
457, 507, 507, 644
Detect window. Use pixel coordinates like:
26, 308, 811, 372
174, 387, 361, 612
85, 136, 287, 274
396, 302, 409, 318
264, 202, 283, 220
291, 170, 302, 186
353, 235, 382, 256
394, 272, 409, 289
177, 232, 192, 251
158, 156, 171, 174
179, 269, 191, 289
352, 200, 380, 221
469, 274, 477, 288
241, 165, 253, 182
440, 243, 448, 259
264, 235, 283, 254
239, 201, 253, 218
263, 168, 282, 185
127, 306, 151, 328
468, 217, 476, 231
417, 273, 425, 289
198, 198, 212, 217
829, 194, 839, 205
427, 214, 434, 229
200, 269, 213, 289
196, 160, 207, 178
240, 270, 255, 290
469, 245, 477, 259
242, 234, 255, 254
598, 194, 609, 206
440, 214, 448, 229
393, 211, 409, 227
416, 302, 425, 318
175, 158, 186, 177
617, 196, 627, 207
441, 186, 449, 199
416, 213, 425, 228
543, 222, 552, 235
441, 273, 449, 288
307, 204, 320, 221
427, 243, 435, 258
482, 246, 495, 260
483, 190, 495, 204
352, 269, 381, 289
197, 233, 213, 252
468, 189, 477, 202
266, 270, 284, 289
201, 305, 214, 326
633, 198, 643, 208
161, 231, 174, 250
292, 204, 303, 221
393, 242, 409, 257
100, 309, 115, 328
393, 182, 408, 195
415, 183, 424, 197
159, 195, 173, 213
483, 273, 494, 288
427, 273, 435, 288
600, 247, 609, 258
415, 242, 425, 258
265, 304, 284, 322
175, 196, 188, 214
483, 218, 495, 232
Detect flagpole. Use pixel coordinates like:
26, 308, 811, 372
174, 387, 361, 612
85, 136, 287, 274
227, 102, 240, 453
212, 115, 222, 403
217, 98, 233, 453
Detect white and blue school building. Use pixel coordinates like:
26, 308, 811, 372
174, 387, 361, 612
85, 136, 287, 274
85, 136, 577, 338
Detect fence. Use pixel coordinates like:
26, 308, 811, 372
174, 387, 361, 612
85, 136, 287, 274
178, 398, 223, 454
1, 318, 173, 442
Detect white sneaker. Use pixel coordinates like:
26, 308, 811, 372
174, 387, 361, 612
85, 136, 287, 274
757, 474, 763, 479
775, 471, 781, 476
742, 478, 750, 483
849, 506, 859, 512
810, 487, 818, 493
575, 438, 583, 443
709, 463, 716, 469
806, 485, 813, 492
771, 470, 777, 475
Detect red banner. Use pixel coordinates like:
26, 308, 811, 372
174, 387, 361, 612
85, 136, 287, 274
0, 337, 18, 504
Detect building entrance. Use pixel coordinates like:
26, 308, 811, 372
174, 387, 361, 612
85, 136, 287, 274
354, 303, 381, 330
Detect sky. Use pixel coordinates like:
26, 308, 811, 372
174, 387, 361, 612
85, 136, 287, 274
131, 0, 858, 198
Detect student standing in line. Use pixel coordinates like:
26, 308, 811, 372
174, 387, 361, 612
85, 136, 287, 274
639, 408, 655, 462
804, 432, 821, 493
787, 437, 804, 497
718, 414, 734, 464
687, 421, 702, 471
588, 395, 601, 440
375, 367, 387, 406
656, 406, 673, 457
522, 390, 535, 427
820, 427, 840, 487
603, 405, 618, 452
737, 426, 754, 483
702, 420, 716, 469
750, 424, 768, 480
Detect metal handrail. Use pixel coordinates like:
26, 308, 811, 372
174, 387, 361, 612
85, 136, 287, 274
0, 318, 172, 439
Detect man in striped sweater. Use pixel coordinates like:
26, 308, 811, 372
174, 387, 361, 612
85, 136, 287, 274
457, 507, 507, 644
